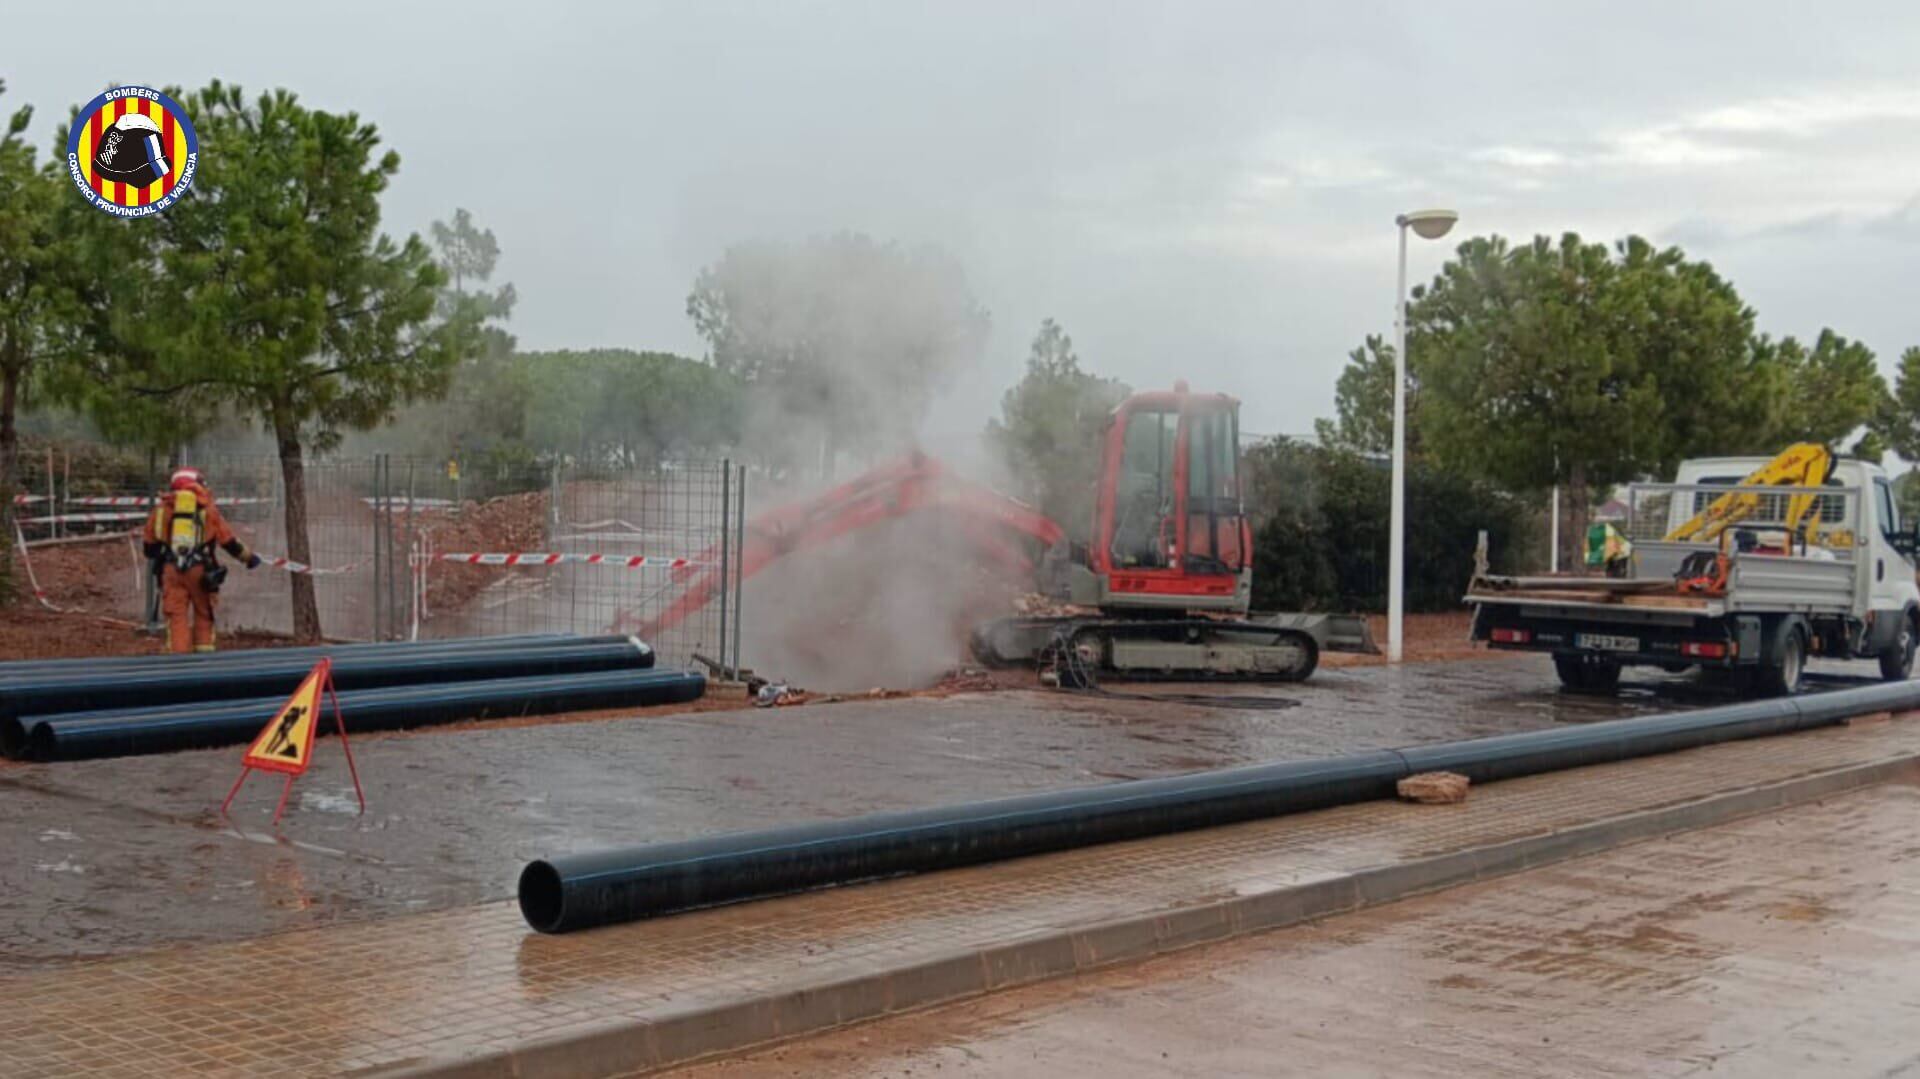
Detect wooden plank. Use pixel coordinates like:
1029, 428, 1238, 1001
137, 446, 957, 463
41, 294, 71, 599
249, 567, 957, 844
1474, 575, 1673, 594
1470, 588, 1622, 604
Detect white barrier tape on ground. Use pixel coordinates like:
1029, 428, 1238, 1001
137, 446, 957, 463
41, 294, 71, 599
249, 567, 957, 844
257, 555, 363, 576
362, 496, 456, 510
429, 551, 703, 569
9, 520, 81, 614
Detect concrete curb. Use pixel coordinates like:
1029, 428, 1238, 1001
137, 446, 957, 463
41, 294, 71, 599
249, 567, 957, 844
393, 750, 1920, 1079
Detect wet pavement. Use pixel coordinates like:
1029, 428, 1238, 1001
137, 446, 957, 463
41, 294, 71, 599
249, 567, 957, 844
0, 654, 1885, 967
4, 705, 1914, 1077
682, 777, 1920, 1079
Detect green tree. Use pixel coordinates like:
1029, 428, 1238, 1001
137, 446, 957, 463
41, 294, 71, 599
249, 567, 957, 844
985, 319, 1131, 540
0, 81, 93, 600
404, 207, 519, 465
431, 208, 511, 302
1312, 334, 1405, 455
1407, 233, 1773, 569
687, 233, 990, 476
84, 83, 476, 639
1758, 329, 1889, 449
519, 349, 742, 467
1878, 347, 1920, 462
1243, 438, 1527, 613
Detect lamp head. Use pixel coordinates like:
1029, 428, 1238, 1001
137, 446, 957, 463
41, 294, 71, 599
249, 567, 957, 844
1396, 209, 1459, 240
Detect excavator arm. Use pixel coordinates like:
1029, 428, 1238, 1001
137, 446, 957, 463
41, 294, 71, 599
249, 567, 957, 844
618, 454, 1066, 639
1664, 442, 1833, 543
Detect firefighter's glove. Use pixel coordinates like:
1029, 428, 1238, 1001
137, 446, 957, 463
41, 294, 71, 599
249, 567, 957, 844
245, 553, 262, 570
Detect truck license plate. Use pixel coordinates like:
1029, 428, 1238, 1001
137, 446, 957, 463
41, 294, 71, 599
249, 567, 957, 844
1577, 633, 1639, 653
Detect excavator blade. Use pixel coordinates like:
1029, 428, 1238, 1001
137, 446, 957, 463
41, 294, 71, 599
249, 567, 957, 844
1249, 611, 1379, 655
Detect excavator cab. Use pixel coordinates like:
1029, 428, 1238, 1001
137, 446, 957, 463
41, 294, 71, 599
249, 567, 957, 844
1086, 383, 1251, 614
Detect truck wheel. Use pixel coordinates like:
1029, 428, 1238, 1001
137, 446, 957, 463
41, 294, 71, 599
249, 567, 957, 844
1553, 654, 1620, 694
1759, 625, 1806, 697
1879, 614, 1916, 681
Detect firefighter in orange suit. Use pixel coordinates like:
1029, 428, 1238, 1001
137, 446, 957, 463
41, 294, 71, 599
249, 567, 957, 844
141, 468, 262, 653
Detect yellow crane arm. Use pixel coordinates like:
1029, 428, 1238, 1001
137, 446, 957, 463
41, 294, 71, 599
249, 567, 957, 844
1664, 443, 1832, 542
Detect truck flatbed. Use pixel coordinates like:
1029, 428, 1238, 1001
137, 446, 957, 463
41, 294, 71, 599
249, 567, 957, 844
1465, 463, 1920, 696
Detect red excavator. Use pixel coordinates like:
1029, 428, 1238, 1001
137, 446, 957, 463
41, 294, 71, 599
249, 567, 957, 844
628, 383, 1375, 683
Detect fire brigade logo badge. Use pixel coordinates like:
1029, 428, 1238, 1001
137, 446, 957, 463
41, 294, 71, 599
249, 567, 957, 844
64, 86, 198, 217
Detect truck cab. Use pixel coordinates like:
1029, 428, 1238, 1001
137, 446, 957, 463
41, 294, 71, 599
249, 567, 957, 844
1468, 455, 1920, 696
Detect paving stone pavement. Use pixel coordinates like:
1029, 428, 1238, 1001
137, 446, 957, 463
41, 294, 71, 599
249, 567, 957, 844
5, 717, 1919, 1078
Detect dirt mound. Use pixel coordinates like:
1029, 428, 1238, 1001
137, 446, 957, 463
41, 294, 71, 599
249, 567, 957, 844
415, 491, 551, 615
10, 536, 144, 616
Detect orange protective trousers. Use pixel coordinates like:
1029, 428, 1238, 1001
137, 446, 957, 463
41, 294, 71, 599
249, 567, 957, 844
161, 563, 218, 653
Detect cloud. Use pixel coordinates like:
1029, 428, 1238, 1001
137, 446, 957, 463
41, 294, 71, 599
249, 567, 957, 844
1687, 88, 1920, 136
1469, 146, 1567, 170
1666, 192, 1920, 248
1465, 84, 1920, 179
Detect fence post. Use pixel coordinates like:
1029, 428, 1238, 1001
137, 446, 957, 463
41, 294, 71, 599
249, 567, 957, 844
718, 458, 731, 678
548, 460, 562, 547
142, 451, 159, 630
404, 459, 417, 641
732, 463, 746, 681
371, 454, 384, 641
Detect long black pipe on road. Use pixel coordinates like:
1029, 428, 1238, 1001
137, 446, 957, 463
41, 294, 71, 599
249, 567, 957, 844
0, 637, 655, 721
518, 679, 1920, 933
0, 633, 587, 682
15, 668, 705, 761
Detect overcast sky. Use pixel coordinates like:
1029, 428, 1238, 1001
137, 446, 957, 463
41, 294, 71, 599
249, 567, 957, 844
10, 1, 1919, 441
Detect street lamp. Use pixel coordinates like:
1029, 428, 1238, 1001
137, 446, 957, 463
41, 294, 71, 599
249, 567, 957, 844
1389, 208, 1458, 664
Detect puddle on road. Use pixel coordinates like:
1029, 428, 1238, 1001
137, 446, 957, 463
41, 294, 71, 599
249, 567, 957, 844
2, 653, 1899, 968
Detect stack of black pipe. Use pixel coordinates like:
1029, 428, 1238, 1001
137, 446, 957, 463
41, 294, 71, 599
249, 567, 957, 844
1, 634, 703, 762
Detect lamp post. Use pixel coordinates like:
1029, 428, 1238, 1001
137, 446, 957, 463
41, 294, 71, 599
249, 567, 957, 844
1389, 208, 1458, 663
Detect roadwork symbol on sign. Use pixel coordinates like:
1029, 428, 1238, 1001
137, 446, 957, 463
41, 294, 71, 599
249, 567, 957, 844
220, 658, 366, 826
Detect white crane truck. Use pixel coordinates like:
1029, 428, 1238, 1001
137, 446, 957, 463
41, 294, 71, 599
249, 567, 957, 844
1466, 448, 1920, 696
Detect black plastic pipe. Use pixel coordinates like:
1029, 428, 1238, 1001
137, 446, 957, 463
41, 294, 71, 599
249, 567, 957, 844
518, 679, 1920, 933
0, 637, 654, 721
18, 668, 706, 761
0, 633, 588, 682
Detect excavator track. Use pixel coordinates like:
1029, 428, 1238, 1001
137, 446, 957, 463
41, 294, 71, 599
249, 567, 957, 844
972, 615, 1321, 684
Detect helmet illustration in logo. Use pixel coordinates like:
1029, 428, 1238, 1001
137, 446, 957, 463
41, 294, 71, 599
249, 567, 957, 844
64, 86, 199, 217
93, 112, 171, 186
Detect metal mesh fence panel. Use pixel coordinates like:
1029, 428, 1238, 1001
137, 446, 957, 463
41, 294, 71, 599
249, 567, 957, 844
10, 451, 746, 671
405, 458, 743, 671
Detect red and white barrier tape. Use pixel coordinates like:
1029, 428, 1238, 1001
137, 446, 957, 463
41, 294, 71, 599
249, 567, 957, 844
60, 495, 154, 507
59, 495, 270, 507
428, 551, 703, 569
20, 510, 151, 525
15, 495, 272, 506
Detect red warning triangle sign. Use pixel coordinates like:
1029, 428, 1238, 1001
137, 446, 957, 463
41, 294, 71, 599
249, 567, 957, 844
242, 662, 327, 776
